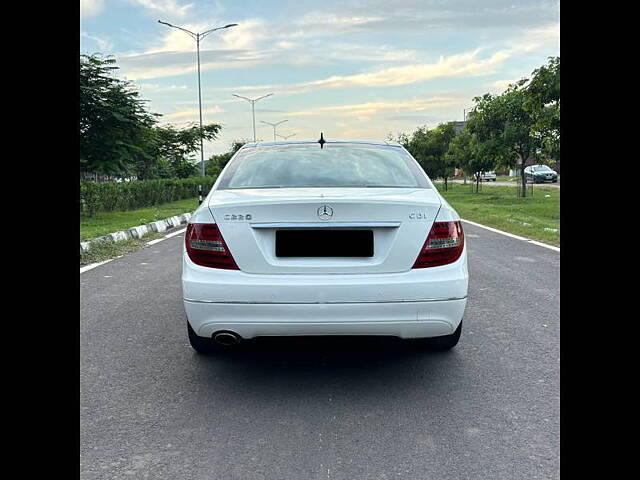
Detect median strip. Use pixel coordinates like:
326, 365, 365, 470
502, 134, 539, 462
80, 212, 192, 254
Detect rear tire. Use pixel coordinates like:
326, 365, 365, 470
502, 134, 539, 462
187, 321, 217, 354
413, 321, 462, 350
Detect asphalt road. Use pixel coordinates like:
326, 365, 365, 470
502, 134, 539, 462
80, 223, 560, 480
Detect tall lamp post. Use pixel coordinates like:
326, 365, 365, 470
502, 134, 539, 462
261, 120, 288, 141
231, 93, 274, 141
158, 20, 238, 177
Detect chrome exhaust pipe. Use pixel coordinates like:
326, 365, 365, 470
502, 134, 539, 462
213, 331, 241, 346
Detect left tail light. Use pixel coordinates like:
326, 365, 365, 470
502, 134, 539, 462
185, 223, 239, 270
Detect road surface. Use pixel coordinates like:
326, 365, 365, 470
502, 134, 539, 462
80, 223, 560, 479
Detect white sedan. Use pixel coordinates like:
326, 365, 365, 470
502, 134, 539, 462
182, 140, 468, 353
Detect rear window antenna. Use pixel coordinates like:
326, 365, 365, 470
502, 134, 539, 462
318, 132, 326, 149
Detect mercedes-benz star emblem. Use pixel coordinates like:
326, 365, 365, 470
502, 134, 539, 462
317, 205, 334, 220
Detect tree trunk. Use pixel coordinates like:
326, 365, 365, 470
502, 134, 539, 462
444, 176, 448, 191
475, 173, 480, 193
520, 164, 527, 197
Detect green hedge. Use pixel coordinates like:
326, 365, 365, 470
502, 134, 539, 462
80, 176, 217, 217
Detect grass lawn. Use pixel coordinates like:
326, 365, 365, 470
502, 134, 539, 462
80, 197, 199, 241
436, 184, 560, 246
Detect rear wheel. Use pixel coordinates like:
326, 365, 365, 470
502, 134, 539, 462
187, 321, 217, 354
413, 321, 462, 350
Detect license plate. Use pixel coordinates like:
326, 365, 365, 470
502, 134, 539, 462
276, 230, 374, 257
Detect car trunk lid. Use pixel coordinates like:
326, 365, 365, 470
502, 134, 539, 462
207, 187, 441, 274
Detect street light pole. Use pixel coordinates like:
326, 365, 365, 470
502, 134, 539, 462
158, 20, 238, 176
261, 120, 288, 141
196, 33, 204, 176
231, 93, 274, 141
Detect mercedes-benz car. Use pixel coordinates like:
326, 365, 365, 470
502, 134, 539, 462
182, 140, 468, 353
524, 165, 558, 183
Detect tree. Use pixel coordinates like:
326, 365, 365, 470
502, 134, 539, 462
403, 123, 457, 190
80, 54, 158, 176
81, 53, 223, 180
145, 123, 222, 179
205, 139, 247, 176
525, 56, 560, 160
446, 128, 497, 193
469, 81, 542, 197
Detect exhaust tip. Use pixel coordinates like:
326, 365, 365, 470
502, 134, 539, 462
213, 331, 241, 346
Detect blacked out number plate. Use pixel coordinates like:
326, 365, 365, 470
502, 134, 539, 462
276, 230, 373, 257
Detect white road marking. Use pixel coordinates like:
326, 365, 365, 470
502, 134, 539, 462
80, 259, 114, 273
165, 228, 187, 238
461, 219, 560, 252
80, 228, 187, 274
147, 227, 186, 245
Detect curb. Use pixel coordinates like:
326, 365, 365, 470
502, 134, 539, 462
80, 212, 192, 253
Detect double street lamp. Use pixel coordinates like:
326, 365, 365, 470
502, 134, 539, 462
261, 119, 288, 141
231, 93, 274, 142
158, 20, 238, 176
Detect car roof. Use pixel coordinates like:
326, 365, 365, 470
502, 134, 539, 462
240, 139, 403, 149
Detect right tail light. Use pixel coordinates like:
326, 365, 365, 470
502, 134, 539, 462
412, 221, 464, 268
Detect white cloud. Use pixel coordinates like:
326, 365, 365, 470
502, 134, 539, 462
137, 83, 189, 92
304, 50, 509, 89
220, 19, 265, 50
80, 31, 113, 52
80, 0, 105, 18
507, 22, 559, 54
288, 97, 462, 120
489, 79, 520, 92
162, 105, 225, 121
131, 0, 193, 19
224, 49, 509, 96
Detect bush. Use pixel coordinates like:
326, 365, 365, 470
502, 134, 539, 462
80, 176, 217, 217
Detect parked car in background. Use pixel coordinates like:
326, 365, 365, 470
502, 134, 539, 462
524, 165, 558, 183
473, 171, 496, 181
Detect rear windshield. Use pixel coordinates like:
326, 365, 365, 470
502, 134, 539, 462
217, 144, 430, 189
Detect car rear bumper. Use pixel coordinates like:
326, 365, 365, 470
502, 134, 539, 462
184, 297, 467, 339
182, 249, 468, 339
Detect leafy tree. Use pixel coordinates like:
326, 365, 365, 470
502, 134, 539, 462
81, 53, 223, 180
446, 128, 497, 193
469, 82, 542, 197
148, 123, 222, 178
80, 54, 158, 176
403, 123, 457, 190
525, 56, 560, 160
205, 139, 247, 176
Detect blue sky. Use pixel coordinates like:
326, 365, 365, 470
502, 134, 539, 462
80, 0, 559, 156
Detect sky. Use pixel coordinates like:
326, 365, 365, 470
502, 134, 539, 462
80, 0, 559, 156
